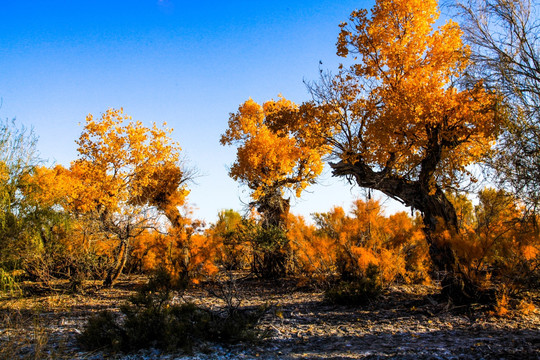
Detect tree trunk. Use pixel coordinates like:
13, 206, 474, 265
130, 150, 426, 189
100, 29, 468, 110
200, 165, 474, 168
332, 161, 457, 265
164, 205, 183, 229
253, 192, 291, 278
103, 238, 129, 287
256, 193, 290, 230
331, 160, 484, 303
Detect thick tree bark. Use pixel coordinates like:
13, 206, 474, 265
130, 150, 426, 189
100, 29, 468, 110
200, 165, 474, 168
256, 193, 290, 230
164, 205, 183, 229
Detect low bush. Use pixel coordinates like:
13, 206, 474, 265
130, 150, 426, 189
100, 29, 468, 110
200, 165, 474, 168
0, 268, 21, 294
324, 264, 383, 306
78, 270, 266, 353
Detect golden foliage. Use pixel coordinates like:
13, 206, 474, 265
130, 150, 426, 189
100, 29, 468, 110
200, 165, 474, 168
208, 209, 251, 270
68, 108, 191, 287
444, 188, 540, 288
73, 108, 188, 214
21, 165, 97, 215
289, 199, 429, 285
221, 97, 330, 200
131, 230, 221, 283
518, 300, 537, 316
311, 0, 500, 190
130, 206, 221, 283
287, 214, 336, 277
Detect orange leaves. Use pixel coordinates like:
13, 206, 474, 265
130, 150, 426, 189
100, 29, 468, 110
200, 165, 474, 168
442, 188, 540, 287
339, 0, 444, 79
0, 162, 9, 184
187, 233, 220, 278
294, 199, 429, 284
323, 0, 501, 190
131, 221, 221, 284
220, 98, 265, 143
22, 165, 74, 209
68, 108, 190, 286
72, 108, 186, 214
287, 214, 336, 276
221, 96, 329, 201
522, 245, 539, 261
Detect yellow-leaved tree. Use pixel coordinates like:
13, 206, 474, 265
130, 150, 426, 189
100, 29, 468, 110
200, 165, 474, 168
302, 0, 500, 301
221, 96, 329, 228
221, 96, 330, 277
73, 108, 192, 287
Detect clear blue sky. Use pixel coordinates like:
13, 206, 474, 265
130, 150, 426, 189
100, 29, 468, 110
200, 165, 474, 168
0, 0, 407, 223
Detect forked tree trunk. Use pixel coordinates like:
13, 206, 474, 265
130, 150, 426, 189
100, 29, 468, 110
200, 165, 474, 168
103, 238, 129, 287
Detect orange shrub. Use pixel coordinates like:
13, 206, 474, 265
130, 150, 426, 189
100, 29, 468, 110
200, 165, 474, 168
287, 199, 429, 285
287, 214, 336, 277
445, 188, 540, 291
130, 218, 222, 284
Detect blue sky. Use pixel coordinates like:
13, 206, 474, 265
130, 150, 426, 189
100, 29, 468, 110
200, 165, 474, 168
0, 0, 408, 222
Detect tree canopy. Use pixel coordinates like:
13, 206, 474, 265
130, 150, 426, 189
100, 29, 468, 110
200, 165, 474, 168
311, 0, 499, 192
73, 108, 191, 286
221, 96, 330, 227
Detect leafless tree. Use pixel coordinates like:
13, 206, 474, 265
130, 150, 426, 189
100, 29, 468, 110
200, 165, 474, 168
452, 0, 540, 212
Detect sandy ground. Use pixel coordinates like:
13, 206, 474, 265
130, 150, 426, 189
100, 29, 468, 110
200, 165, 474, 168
0, 276, 539, 359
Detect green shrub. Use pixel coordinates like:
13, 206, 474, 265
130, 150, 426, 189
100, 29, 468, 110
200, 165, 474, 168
324, 264, 383, 305
207, 308, 267, 344
251, 225, 290, 279
119, 300, 211, 352
0, 268, 21, 294
78, 311, 124, 351
78, 271, 266, 353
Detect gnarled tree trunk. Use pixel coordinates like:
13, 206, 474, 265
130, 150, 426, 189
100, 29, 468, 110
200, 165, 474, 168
331, 160, 483, 303
256, 191, 290, 230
